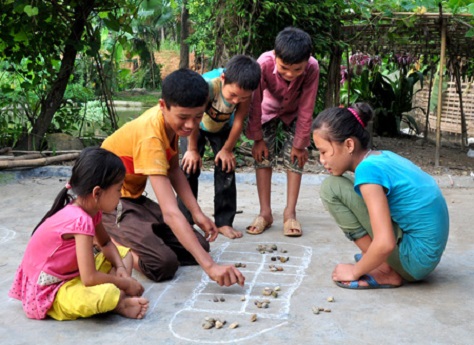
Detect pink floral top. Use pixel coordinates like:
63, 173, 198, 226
9, 204, 101, 319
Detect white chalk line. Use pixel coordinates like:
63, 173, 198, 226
0, 226, 16, 245
169, 241, 312, 343
169, 308, 288, 344
131, 271, 185, 331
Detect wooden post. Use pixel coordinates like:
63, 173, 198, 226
435, 17, 446, 167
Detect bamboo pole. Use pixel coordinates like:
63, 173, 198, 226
435, 17, 446, 167
0, 153, 79, 170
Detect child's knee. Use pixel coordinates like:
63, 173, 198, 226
138, 256, 180, 282
320, 175, 353, 203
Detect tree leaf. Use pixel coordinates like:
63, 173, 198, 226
23, 5, 39, 17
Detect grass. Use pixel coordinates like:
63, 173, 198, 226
113, 91, 161, 107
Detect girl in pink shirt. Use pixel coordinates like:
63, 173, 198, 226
9, 147, 148, 320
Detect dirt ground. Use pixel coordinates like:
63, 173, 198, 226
229, 134, 474, 177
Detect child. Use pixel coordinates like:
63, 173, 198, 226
312, 103, 449, 289
101, 69, 245, 286
245, 27, 320, 237
9, 147, 149, 320
178, 55, 261, 239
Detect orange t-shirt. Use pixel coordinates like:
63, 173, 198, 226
101, 106, 178, 198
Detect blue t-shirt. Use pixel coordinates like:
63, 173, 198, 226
202, 68, 224, 80
354, 151, 449, 280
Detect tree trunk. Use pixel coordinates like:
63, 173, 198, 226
324, 20, 342, 108
179, 0, 190, 69
210, 0, 225, 69
15, 1, 94, 150
325, 46, 342, 107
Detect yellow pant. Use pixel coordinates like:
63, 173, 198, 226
47, 246, 130, 320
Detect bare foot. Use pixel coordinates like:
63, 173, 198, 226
218, 225, 243, 239
339, 264, 403, 288
114, 296, 149, 319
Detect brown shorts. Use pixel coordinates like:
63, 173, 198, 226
102, 196, 209, 282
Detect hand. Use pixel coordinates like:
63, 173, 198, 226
215, 148, 236, 173
290, 146, 308, 168
193, 212, 218, 242
331, 263, 359, 282
251, 140, 268, 163
124, 277, 145, 296
181, 150, 201, 174
207, 263, 245, 287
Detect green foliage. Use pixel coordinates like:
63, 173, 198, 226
0, 0, 144, 149
340, 52, 426, 136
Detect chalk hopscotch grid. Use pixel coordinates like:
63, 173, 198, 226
169, 241, 312, 343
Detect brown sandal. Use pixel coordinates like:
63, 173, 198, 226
283, 218, 302, 237
246, 216, 272, 235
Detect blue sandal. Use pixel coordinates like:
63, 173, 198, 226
335, 274, 402, 290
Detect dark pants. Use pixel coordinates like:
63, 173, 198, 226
178, 128, 237, 227
102, 196, 209, 282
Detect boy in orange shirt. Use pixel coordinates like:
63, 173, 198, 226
101, 69, 244, 286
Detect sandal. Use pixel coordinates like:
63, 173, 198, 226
283, 218, 302, 237
246, 216, 272, 235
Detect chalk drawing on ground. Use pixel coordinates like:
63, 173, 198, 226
0, 226, 16, 245
169, 241, 312, 343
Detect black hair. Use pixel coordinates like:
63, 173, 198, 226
274, 27, 312, 64
223, 55, 261, 91
32, 147, 125, 234
161, 68, 209, 108
311, 103, 374, 149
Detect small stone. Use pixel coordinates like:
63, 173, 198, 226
229, 322, 239, 329
271, 244, 278, 250
271, 291, 278, 298
219, 297, 225, 302
215, 320, 224, 329
324, 308, 331, 312
274, 286, 281, 291
240, 295, 246, 301
271, 256, 277, 261
213, 296, 219, 302
327, 296, 335, 302
202, 321, 214, 329
250, 313, 257, 322
312, 306, 320, 314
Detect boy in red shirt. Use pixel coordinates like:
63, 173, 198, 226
246, 27, 320, 237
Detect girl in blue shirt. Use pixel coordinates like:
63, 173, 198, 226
312, 103, 449, 289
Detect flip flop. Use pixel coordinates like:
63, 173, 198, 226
283, 218, 302, 237
335, 274, 402, 290
246, 216, 272, 235
354, 253, 363, 262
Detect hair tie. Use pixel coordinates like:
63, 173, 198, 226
65, 182, 72, 190
347, 108, 365, 128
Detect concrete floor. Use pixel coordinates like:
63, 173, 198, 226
0, 167, 473, 345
